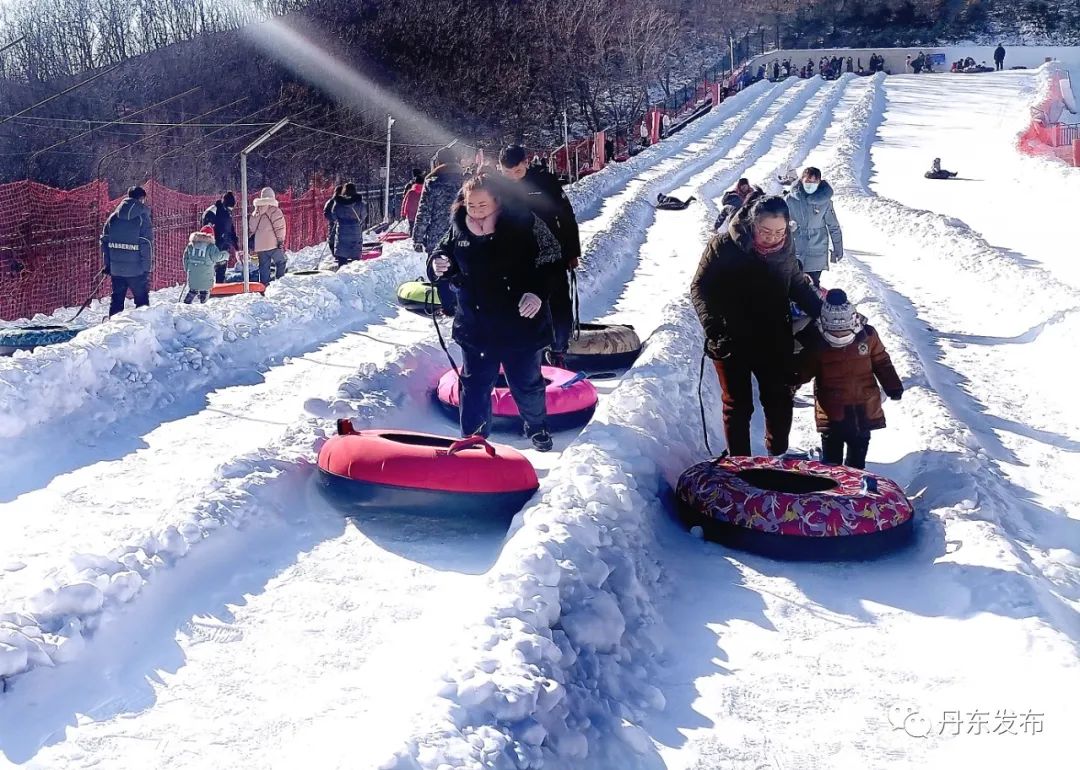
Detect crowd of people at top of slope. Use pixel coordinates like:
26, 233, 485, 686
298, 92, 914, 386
748, 45, 1009, 87
950, 44, 1008, 74
751, 52, 890, 84
98, 143, 909, 468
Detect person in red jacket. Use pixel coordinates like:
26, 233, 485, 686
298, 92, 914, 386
795, 289, 903, 469
400, 169, 424, 228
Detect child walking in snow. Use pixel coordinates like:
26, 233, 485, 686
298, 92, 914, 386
795, 289, 903, 469
182, 225, 226, 304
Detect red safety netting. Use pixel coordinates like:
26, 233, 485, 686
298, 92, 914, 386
0, 179, 336, 321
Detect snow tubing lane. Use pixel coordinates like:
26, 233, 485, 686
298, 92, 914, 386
396, 279, 440, 315
0, 324, 83, 355
565, 323, 642, 371
676, 456, 914, 560
210, 281, 266, 297
435, 365, 598, 432
317, 423, 538, 516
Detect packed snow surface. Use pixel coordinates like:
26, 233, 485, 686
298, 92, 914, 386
1, 50, 1078, 770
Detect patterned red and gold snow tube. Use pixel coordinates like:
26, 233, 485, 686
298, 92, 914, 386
676, 456, 914, 560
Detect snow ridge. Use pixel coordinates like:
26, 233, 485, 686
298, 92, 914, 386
0, 84, 772, 689
0, 245, 422, 441
383, 299, 707, 770
824, 77, 1080, 638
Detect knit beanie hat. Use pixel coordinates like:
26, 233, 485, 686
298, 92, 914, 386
222, 191, 236, 207
127, 185, 146, 199
817, 288, 862, 346
199, 225, 215, 236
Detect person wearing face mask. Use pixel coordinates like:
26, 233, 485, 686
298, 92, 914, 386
785, 166, 844, 287
794, 289, 903, 469
690, 192, 822, 457
428, 174, 563, 452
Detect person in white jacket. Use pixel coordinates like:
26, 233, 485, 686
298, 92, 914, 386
249, 187, 287, 284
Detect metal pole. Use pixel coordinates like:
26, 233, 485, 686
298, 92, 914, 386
383, 113, 394, 222
240, 118, 289, 294
240, 156, 249, 293
562, 110, 571, 182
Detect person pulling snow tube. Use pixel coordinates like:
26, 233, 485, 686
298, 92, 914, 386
676, 455, 914, 560
565, 323, 642, 371
0, 324, 83, 356
317, 420, 539, 516
396, 279, 441, 316
435, 365, 598, 432
210, 282, 266, 297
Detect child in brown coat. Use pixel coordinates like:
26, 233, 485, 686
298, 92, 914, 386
795, 289, 903, 469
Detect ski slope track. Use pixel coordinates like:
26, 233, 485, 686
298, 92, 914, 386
3, 61, 1080, 770
0, 83, 780, 692
0, 78, 815, 767
825, 75, 1080, 613
382, 76, 871, 770
637, 73, 1080, 770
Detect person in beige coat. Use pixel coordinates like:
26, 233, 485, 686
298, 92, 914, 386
249, 186, 287, 284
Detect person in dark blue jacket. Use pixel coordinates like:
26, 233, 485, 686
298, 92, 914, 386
326, 183, 367, 266
428, 174, 562, 451
100, 185, 153, 316
202, 190, 238, 283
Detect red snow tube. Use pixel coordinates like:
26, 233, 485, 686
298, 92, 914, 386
361, 247, 383, 260
676, 456, 914, 560
435, 365, 598, 432
210, 281, 266, 297
318, 421, 539, 516
379, 231, 409, 243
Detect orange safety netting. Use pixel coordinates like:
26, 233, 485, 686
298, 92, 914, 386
0, 179, 336, 321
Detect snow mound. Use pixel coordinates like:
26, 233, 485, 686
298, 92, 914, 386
0, 244, 422, 440
386, 300, 708, 770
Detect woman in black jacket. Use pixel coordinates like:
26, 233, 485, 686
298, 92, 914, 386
327, 183, 367, 266
690, 193, 822, 457
428, 174, 562, 451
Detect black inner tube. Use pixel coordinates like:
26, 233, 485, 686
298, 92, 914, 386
736, 468, 839, 494
379, 433, 456, 448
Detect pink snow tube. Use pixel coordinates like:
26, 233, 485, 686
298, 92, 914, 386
676, 456, 914, 560
379, 231, 410, 243
435, 365, 598, 431
361, 247, 383, 260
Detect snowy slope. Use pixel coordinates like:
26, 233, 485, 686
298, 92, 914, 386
2, 56, 1079, 770
0, 78, 787, 766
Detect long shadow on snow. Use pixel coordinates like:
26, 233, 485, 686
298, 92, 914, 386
846, 248, 1071, 467
0, 465, 503, 764
643, 446, 1078, 756
0, 308, 405, 503
640, 485, 774, 753
759, 449, 1080, 646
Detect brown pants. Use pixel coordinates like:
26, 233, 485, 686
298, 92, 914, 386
713, 357, 793, 457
